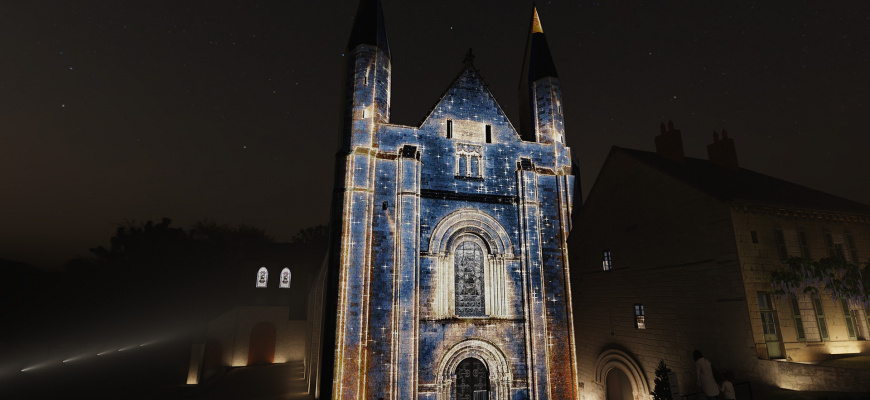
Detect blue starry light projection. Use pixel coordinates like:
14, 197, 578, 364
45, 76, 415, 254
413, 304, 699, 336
322, 2, 580, 399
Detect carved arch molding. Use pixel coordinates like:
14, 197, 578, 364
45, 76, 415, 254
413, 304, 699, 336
594, 348, 649, 400
427, 209, 514, 318
436, 339, 512, 400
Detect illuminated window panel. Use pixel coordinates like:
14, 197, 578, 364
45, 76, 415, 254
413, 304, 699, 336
812, 294, 829, 340
634, 304, 645, 329
279, 268, 291, 289
256, 267, 268, 288
790, 296, 806, 341
602, 250, 612, 271
758, 293, 777, 336
866, 303, 870, 336
842, 300, 858, 340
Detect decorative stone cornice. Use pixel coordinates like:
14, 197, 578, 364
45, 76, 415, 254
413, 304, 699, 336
730, 201, 870, 224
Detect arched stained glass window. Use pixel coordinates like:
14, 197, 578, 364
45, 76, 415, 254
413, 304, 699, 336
279, 268, 291, 289
455, 241, 485, 317
256, 267, 268, 288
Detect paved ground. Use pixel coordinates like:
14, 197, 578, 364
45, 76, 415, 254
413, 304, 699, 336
181, 362, 313, 400
815, 355, 870, 371
754, 390, 870, 400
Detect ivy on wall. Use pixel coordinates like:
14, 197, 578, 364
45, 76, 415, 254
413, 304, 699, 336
770, 256, 869, 307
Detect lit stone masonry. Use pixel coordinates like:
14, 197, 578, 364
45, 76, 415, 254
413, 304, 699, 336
320, 1, 580, 399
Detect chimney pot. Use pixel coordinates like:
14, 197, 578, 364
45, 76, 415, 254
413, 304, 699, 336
655, 121, 685, 163
707, 129, 739, 170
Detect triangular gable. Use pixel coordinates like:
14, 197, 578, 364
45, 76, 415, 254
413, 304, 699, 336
417, 66, 520, 139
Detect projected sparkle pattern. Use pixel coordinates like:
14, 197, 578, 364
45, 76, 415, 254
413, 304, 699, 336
323, 3, 579, 399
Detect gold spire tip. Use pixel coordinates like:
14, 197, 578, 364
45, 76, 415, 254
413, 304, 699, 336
532, 7, 544, 34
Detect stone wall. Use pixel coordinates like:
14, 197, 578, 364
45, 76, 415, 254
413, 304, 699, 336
205, 306, 307, 367
569, 149, 757, 400
569, 148, 870, 398
730, 205, 870, 363
751, 359, 870, 392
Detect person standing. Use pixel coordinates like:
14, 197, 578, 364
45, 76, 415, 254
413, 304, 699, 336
694, 349, 720, 400
719, 372, 736, 400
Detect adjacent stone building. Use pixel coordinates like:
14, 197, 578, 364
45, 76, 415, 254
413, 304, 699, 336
320, 1, 580, 399
568, 123, 870, 399
184, 242, 325, 390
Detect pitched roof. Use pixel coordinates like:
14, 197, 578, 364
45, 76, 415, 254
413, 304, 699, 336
616, 146, 870, 215
415, 59, 517, 135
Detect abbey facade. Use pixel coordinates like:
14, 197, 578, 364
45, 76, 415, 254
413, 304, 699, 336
320, 1, 580, 399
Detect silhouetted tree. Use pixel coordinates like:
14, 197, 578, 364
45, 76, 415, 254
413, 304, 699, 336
290, 224, 329, 246
650, 359, 673, 400
53, 218, 283, 331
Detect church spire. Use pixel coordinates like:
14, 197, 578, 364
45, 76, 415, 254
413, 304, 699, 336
520, 6, 559, 86
532, 7, 544, 34
346, 0, 391, 59
518, 6, 562, 142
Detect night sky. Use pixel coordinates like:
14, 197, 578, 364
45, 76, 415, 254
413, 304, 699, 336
3, 1, 869, 269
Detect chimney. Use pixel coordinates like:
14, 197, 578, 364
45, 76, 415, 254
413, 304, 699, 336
707, 129, 739, 170
654, 120, 685, 163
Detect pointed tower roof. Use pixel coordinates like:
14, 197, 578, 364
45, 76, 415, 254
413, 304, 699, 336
519, 7, 559, 85
346, 0, 391, 58
518, 7, 560, 141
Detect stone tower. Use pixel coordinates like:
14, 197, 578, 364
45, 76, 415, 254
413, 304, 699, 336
321, 1, 579, 399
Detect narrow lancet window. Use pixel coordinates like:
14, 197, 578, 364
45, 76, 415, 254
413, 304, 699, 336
447, 119, 453, 138
256, 267, 269, 288
634, 304, 645, 329
279, 268, 291, 289
602, 250, 612, 271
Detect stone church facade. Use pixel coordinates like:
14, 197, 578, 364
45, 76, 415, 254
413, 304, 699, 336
320, 1, 580, 399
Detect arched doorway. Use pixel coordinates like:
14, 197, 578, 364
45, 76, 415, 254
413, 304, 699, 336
247, 321, 276, 365
606, 367, 634, 400
594, 349, 649, 400
456, 357, 489, 400
437, 339, 512, 400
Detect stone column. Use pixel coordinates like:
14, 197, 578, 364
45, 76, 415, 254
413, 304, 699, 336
392, 144, 422, 399
516, 157, 550, 399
